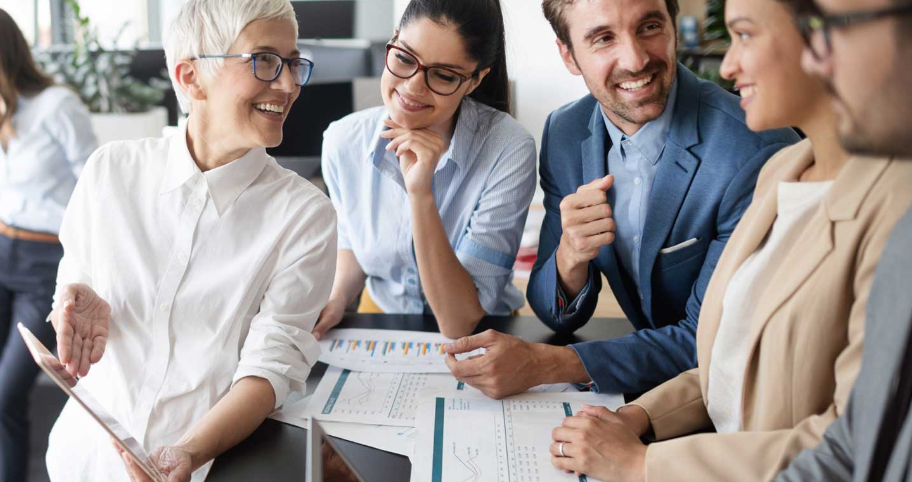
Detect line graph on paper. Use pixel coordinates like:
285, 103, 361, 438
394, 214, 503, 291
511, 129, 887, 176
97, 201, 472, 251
314, 366, 448, 424
452, 444, 483, 482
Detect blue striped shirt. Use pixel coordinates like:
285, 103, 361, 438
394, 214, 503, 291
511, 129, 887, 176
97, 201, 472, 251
321, 98, 537, 315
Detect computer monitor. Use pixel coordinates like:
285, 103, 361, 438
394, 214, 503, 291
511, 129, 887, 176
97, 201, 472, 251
294, 1, 355, 39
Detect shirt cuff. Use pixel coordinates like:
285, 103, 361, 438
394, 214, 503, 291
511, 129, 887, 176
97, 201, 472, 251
555, 265, 593, 318
232, 367, 291, 410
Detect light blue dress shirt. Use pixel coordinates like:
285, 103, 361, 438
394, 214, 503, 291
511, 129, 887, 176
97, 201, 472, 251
321, 98, 537, 315
560, 80, 678, 315
601, 80, 678, 296
0, 86, 97, 234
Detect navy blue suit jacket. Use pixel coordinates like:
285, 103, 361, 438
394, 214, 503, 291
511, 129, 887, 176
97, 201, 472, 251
527, 65, 800, 394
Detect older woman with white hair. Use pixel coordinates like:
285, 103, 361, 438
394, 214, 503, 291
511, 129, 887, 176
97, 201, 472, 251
43, 1, 335, 481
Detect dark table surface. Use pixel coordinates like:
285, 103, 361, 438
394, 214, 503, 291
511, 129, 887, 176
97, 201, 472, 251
207, 313, 633, 482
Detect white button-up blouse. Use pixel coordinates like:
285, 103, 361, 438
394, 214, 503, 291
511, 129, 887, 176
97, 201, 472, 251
0, 86, 97, 233
45, 124, 337, 482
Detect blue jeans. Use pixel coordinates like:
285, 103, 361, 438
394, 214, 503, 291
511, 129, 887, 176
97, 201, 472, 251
0, 234, 62, 482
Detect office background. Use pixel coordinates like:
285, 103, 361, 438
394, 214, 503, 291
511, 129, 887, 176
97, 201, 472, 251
0, 1, 713, 480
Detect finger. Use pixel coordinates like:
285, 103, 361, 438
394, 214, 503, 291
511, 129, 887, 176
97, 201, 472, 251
552, 426, 580, 443
551, 454, 581, 473
79, 336, 92, 377
445, 353, 485, 379
565, 203, 613, 226
56, 311, 75, 365
444, 330, 496, 354
379, 127, 408, 139
581, 404, 614, 419
67, 334, 84, 378
90, 334, 107, 364
561, 190, 608, 211
549, 442, 577, 458
578, 174, 614, 193
573, 217, 617, 238
382, 118, 403, 130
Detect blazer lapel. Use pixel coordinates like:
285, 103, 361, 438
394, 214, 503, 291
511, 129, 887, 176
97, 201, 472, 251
581, 104, 642, 324
638, 65, 701, 321
739, 156, 891, 400
697, 142, 814, 394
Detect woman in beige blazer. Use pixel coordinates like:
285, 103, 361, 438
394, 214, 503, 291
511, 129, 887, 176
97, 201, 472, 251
547, 1, 912, 481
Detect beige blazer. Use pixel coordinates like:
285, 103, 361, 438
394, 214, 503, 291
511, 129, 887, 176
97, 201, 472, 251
630, 140, 912, 482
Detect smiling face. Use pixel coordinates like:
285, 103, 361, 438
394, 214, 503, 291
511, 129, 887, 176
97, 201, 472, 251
719, 0, 829, 132
380, 17, 487, 132
195, 17, 301, 149
803, 0, 911, 156
557, 0, 678, 134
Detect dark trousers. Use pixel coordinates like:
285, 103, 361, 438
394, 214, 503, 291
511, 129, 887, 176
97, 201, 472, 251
0, 234, 62, 482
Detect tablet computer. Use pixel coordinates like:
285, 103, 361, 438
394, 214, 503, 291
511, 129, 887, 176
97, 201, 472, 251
307, 418, 368, 482
18, 323, 167, 482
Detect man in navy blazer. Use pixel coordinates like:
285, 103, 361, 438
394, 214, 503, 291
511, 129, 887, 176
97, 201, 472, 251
445, 0, 798, 398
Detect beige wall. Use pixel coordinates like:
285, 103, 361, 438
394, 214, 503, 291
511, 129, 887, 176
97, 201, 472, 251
679, 0, 708, 22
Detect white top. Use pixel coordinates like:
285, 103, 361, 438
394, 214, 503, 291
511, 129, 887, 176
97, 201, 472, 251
45, 124, 337, 482
0, 86, 97, 233
707, 180, 833, 433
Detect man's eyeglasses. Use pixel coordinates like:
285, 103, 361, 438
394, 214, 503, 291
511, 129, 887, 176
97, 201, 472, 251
191, 52, 314, 87
385, 44, 476, 96
798, 4, 912, 60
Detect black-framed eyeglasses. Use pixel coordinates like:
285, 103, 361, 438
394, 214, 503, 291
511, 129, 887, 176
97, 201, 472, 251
797, 4, 912, 60
191, 52, 314, 87
385, 44, 476, 96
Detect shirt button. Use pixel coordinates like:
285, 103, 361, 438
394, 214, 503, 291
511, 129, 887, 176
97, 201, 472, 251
625, 141, 633, 148
634, 235, 640, 243
178, 252, 189, 263
160, 303, 170, 313
634, 177, 642, 185
192, 198, 203, 209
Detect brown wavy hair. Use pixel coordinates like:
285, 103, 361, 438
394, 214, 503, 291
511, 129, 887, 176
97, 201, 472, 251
0, 8, 54, 128
542, 0, 680, 49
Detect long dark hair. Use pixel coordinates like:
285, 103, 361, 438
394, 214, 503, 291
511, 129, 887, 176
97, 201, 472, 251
0, 8, 54, 128
398, 0, 510, 114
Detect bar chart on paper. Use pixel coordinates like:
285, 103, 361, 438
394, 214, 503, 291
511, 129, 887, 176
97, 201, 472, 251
411, 392, 622, 482
317, 328, 457, 373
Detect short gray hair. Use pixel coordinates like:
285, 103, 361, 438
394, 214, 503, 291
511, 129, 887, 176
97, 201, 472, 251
163, 0, 298, 113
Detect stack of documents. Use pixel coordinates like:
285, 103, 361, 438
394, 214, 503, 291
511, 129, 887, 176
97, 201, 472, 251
269, 328, 623, 477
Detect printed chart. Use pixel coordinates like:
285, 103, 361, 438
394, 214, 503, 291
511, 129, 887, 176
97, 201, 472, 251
317, 329, 457, 373
411, 392, 623, 482
305, 366, 578, 427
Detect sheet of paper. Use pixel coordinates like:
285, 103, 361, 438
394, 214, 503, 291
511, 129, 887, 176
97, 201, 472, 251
410, 391, 624, 482
319, 422, 416, 458
269, 393, 313, 429
318, 328, 483, 373
304, 366, 577, 427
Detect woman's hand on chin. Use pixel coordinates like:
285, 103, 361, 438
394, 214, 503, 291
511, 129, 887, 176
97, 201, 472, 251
380, 119, 446, 196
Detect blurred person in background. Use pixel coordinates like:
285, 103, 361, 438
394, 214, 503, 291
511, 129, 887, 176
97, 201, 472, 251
0, 8, 97, 482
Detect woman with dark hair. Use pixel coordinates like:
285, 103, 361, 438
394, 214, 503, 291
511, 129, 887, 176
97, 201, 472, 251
315, 0, 536, 339
0, 8, 96, 482
543, 0, 912, 480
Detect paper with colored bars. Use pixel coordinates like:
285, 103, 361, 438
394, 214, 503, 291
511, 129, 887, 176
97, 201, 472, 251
410, 391, 623, 482
304, 365, 579, 427
318, 328, 479, 373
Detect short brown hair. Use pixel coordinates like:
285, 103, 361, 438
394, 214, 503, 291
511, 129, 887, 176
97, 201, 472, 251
0, 8, 54, 128
542, 0, 680, 47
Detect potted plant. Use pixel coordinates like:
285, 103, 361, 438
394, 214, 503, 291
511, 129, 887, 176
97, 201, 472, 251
34, 0, 171, 146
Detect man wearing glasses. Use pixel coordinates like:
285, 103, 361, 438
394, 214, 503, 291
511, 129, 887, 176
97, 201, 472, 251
775, 0, 912, 481
446, 0, 799, 399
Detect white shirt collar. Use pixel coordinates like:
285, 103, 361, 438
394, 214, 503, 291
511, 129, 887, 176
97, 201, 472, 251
160, 123, 268, 217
